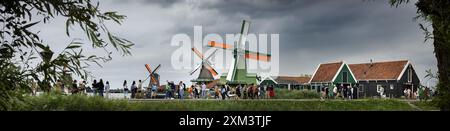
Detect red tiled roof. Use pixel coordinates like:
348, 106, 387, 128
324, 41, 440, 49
349, 60, 408, 80
310, 61, 343, 82
274, 76, 311, 84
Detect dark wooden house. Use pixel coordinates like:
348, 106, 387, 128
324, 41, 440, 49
348, 60, 420, 98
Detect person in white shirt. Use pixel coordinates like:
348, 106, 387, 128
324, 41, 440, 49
105, 81, 110, 98
333, 85, 338, 99
137, 80, 143, 99
201, 83, 207, 99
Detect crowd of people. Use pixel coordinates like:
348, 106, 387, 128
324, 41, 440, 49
404, 87, 432, 101
181, 83, 276, 100
29, 78, 436, 101
48, 78, 111, 98
320, 85, 358, 100
118, 80, 277, 100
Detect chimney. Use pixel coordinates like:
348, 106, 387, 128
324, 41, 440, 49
370, 59, 373, 67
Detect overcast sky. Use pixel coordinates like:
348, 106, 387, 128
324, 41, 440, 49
32, 0, 437, 89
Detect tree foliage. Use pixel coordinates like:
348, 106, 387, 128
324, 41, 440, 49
0, 0, 134, 110
390, 0, 450, 110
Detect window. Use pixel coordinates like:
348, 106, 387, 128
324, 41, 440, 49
407, 68, 412, 83
342, 71, 348, 83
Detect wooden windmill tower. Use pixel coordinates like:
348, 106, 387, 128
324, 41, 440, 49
190, 47, 219, 84
144, 64, 161, 87
208, 20, 271, 85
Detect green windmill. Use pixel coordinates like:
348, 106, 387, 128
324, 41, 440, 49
208, 20, 271, 86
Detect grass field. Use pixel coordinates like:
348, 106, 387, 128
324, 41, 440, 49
10, 93, 438, 111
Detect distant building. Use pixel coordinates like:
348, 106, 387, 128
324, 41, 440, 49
349, 60, 420, 98
309, 61, 357, 93
260, 76, 311, 90
309, 60, 421, 98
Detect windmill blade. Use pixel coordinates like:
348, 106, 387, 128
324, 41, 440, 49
205, 64, 218, 76
189, 63, 202, 75
145, 64, 157, 83
208, 41, 233, 50
237, 20, 250, 48
205, 49, 218, 61
244, 50, 271, 62
151, 64, 161, 74
191, 47, 204, 60
145, 64, 152, 73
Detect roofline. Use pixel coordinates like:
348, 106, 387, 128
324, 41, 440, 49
260, 76, 278, 84
357, 79, 398, 81
345, 63, 358, 83
348, 59, 409, 65
308, 63, 322, 83
397, 60, 411, 80
331, 61, 345, 82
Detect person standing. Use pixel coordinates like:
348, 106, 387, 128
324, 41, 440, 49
79, 81, 86, 95
268, 85, 275, 99
92, 79, 98, 96
333, 85, 337, 99
221, 86, 226, 100
130, 81, 137, 99
194, 84, 200, 99
179, 81, 185, 100
188, 85, 193, 99
137, 80, 142, 99
98, 79, 105, 97
201, 83, 207, 99
347, 86, 352, 100
105, 81, 110, 99
170, 81, 176, 99
123, 80, 129, 99
165, 81, 171, 99
352, 86, 358, 99
226, 85, 231, 99
260, 85, 266, 99
236, 84, 242, 99
151, 84, 157, 99
71, 80, 78, 94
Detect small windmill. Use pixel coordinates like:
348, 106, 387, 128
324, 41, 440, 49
144, 64, 161, 88
207, 20, 271, 85
190, 47, 219, 83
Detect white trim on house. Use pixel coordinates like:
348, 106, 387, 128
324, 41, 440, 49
345, 63, 358, 83
331, 61, 345, 82
259, 76, 278, 85
397, 60, 411, 80
308, 63, 322, 83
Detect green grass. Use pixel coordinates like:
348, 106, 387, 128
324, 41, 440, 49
10, 93, 429, 111
273, 89, 320, 99
411, 101, 439, 111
